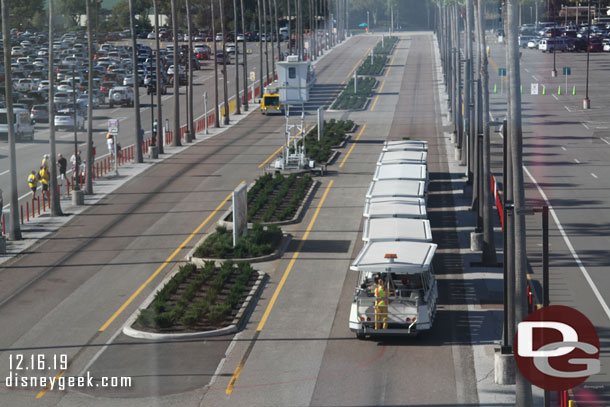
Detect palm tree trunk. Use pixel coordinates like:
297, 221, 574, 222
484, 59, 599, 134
213, 0, 220, 127
187, 0, 195, 139
153, 0, 164, 153
85, 0, 94, 195
507, 0, 533, 403
219, 0, 230, 125
288, 0, 293, 55
263, 0, 270, 82
233, 0, 241, 114
258, 0, 264, 95
49, 0, 63, 215
129, 0, 144, 157
477, 0, 497, 265
171, 0, 181, 145
240, 0, 249, 110
274, 0, 281, 62
268, 0, 275, 77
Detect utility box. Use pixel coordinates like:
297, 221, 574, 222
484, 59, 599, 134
277, 55, 315, 105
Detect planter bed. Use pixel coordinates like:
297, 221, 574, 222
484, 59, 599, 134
194, 223, 283, 259
331, 77, 377, 110
134, 261, 259, 332
301, 119, 353, 162
374, 36, 399, 56
357, 55, 388, 76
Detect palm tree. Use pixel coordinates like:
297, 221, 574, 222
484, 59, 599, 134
49, 0, 63, 216
506, 0, 533, 403
212, 0, 220, 127
258, 0, 264, 95
186, 0, 194, 141
240, 0, 249, 110
153, 0, 164, 153
475, 0, 497, 268
129, 0, 144, 159
268, 0, 275, 77
233, 0, 241, 114
273, 0, 281, 61
171, 0, 181, 146
219, 0, 230, 125
262, 0, 269, 81
85, 0, 94, 195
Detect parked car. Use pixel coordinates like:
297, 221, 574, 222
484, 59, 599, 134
108, 86, 134, 107
215, 49, 231, 65
539, 38, 567, 52
225, 43, 236, 54
588, 39, 603, 52
54, 108, 84, 131
216, 33, 224, 41
30, 104, 49, 122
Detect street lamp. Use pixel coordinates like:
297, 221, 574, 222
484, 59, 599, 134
584, 0, 591, 109
367, 11, 370, 33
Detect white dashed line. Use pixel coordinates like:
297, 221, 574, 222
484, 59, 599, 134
561, 146, 567, 151
552, 94, 559, 100
0, 170, 9, 176
591, 173, 599, 179
600, 137, 610, 146
525, 68, 530, 72
532, 75, 538, 81
564, 106, 572, 112
582, 122, 590, 130
574, 158, 581, 164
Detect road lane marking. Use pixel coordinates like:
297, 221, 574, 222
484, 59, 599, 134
532, 74, 537, 80
523, 165, 610, 323
369, 46, 398, 112
0, 170, 9, 176
552, 94, 559, 100
339, 124, 366, 168
35, 370, 65, 398
564, 106, 572, 112
591, 173, 598, 179
226, 180, 334, 395
561, 146, 567, 151
582, 122, 590, 130
524, 68, 530, 72
601, 137, 610, 146
346, 43, 376, 79
574, 158, 580, 164
98, 181, 244, 332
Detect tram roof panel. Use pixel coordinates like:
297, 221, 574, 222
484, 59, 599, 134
362, 218, 433, 242
373, 163, 428, 182
383, 140, 429, 152
377, 150, 428, 166
366, 180, 427, 199
350, 241, 437, 274
363, 197, 427, 219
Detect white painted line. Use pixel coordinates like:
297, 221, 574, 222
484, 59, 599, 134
561, 146, 567, 151
582, 122, 590, 130
0, 170, 9, 176
574, 158, 580, 164
596, 126, 609, 129
525, 68, 530, 72
532, 75, 538, 81
601, 137, 610, 146
564, 106, 572, 112
523, 165, 610, 323
591, 173, 598, 179
552, 94, 559, 101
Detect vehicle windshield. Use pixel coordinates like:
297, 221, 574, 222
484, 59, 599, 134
263, 95, 280, 106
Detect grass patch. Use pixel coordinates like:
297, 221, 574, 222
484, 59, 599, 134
136, 261, 257, 330
331, 77, 376, 110
194, 223, 283, 259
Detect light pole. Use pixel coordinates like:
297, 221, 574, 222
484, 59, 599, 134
584, 0, 591, 109
72, 65, 79, 192
367, 11, 369, 33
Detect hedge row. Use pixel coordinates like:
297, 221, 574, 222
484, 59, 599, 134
193, 223, 283, 259
331, 77, 377, 110
357, 55, 388, 76
299, 119, 353, 163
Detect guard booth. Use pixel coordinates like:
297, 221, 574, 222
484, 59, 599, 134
272, 55, 316, 170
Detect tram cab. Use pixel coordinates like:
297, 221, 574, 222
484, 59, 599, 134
349, 241, 438, 338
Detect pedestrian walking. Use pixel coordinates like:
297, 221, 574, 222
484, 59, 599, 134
28, 171, 38, 201
41, 154, 50, 170
39, 165, 50, 204
57, 153, 68, 195
107, 133, 115, 162
152, 120, 158, 145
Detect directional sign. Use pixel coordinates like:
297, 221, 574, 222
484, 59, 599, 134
250, 71, 256, 81
498, 68, 507, 77
562, 66, 571, 76
108, 119, 119, 135
531, 83, 539, 95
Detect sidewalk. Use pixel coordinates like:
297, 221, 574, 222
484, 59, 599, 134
432, 34, 546, 406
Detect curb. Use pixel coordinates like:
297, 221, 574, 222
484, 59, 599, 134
217, 179, 319, 229
187, 232, 292, 265
122, 268, 267, 340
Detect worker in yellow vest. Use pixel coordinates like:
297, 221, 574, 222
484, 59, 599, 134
39, 166, 49, 204
374, 276, 388, 330
28, 170, 38, 201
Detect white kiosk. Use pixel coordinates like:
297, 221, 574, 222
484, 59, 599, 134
273, 55, 316, 170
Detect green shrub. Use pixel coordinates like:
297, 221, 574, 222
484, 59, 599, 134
332, 77, 376, 110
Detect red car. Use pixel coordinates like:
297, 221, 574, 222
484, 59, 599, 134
588, 39, 603, 52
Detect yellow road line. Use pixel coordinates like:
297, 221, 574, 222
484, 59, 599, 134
36, 370, 65, 399
225, 180, 334, 395
369, 49, 397, 112
255, 180, 334, 331
339, 124, 367, 168
98, 182, 244, 332
346, 43, 376, 79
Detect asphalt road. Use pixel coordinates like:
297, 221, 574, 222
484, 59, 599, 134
0, 41, 270, 211
486, 39, 610, 402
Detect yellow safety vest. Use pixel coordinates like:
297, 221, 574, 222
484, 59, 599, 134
39, 168, 49, 185
375, 285, 387, 306
28, 174, 38, 189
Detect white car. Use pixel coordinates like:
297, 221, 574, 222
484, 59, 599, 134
603, 39, 610, 51
236, 34, 245, 42
527, 38, 540, 49
54, 109, 85, 131
147, 32, 156, 39
216, 33, 224, 41
15, 78, 36, 92
225, 43, 236, 54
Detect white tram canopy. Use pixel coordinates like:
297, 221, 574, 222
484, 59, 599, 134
373, 163, 428, 183
363, 197, 427, 219
362, 218, 432, 242
377, 150, 428, 166
366, 180, 427, 199
350, 241, 437, 274
383, 140, 428, 152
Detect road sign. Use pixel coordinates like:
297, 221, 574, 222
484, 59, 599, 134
250, 71, 255, 81
562, 66, 571, 76
108, 119, 119, 135
531, 83, 539, 95
498, 68, 507, 77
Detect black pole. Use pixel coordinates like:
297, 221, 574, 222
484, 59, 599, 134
150, 57, 154, 146
72, 65, 80, 191
542, 205, 549, 307
502, 119, 509, 352
476, 133, 483, 231
584, 0, 591, 108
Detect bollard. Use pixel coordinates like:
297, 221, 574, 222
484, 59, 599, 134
26, 201, 29, 222
572, 85, 576, 95
2, 214, 4, 235
542, 86, 546, 95
71, 175, 74, 191
558, 86, 562, 95
20, 205, 23, 224
37, 196, 40, 216
493, 84, 497, 93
